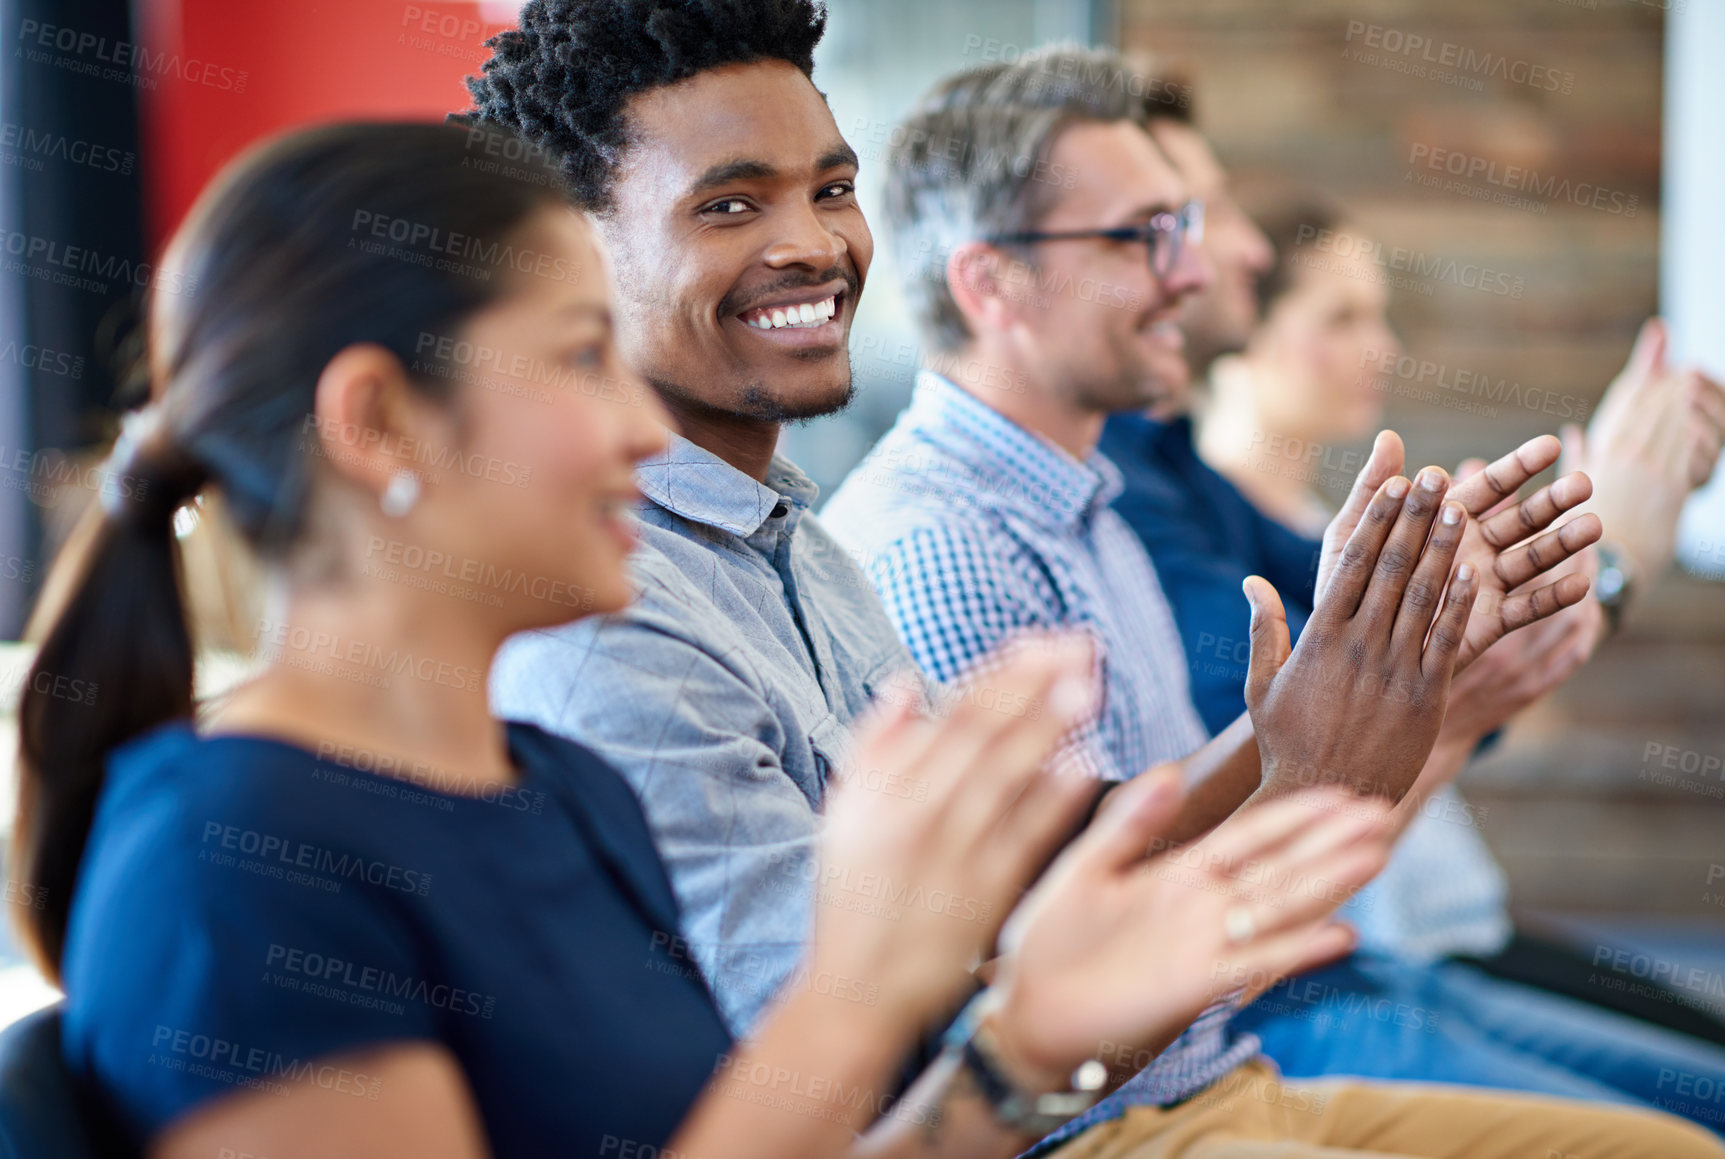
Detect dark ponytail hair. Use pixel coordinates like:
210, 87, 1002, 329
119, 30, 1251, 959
13, 121, 570, 981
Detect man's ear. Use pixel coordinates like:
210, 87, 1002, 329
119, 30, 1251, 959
945, 241, 1022, 338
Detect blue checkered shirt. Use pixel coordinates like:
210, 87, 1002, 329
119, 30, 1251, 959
823, 372, 1210, 780
823, 373, 1258, 1146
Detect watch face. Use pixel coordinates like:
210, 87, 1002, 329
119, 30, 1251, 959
1597, 566, 1626, 603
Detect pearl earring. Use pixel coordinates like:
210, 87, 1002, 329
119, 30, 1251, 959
380, 470, 421, 518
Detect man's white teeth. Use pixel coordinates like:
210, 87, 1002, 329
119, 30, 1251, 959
745, 296, 838, 329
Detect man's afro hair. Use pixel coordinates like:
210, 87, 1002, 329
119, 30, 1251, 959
455, 0, 828, 212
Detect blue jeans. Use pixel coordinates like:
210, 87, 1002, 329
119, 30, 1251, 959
1232, 953, 1725, 1134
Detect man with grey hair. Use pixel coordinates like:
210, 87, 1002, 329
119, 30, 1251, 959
818, 48, 1714, 1157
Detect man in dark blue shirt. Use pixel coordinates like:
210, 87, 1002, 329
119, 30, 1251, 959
1099, 410, 1319, 735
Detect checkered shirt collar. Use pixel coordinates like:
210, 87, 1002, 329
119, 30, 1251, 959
908, 371, 1123, 530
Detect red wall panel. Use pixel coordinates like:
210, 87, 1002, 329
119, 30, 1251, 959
139, 0, 516, 252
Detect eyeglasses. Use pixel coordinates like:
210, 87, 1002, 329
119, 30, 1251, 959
986, 200, 1206, 279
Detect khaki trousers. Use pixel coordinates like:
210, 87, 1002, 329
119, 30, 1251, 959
1049, 1060, 1724, 1159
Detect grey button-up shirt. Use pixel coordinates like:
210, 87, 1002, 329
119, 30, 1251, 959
491, 433, 915, 1034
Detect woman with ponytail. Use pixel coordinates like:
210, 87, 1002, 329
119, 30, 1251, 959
15, 121, 1406, 1159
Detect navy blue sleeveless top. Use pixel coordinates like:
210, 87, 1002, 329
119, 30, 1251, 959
61, 720, 732, 1157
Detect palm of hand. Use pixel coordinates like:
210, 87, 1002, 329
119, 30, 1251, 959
987, 784, 1389, 1088
992, 859, 1243, 1076
1316, 434, 1599, 675
1444, 468, 1598, 670
1450, 511, 1522, 670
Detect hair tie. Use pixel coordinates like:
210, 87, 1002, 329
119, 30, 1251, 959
101, 407, 207, 526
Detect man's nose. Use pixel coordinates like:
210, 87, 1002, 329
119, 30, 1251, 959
762, 201, 846, 270
1163, 233, 1215, 301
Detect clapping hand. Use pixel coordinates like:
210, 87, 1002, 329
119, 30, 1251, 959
980, 773, 1391, 1093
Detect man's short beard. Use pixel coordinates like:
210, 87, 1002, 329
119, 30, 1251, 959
647, 357, 858, 425
1181, 297, 1254, 382
1063, 333, 1183, 417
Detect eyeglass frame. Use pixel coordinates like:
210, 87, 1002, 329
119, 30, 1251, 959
984, 200, 1206, 279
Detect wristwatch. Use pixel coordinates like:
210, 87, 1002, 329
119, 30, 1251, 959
939, 993, 1109, 1137
1593, 542, 1636, 636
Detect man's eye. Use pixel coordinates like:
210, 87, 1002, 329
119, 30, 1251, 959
704, 198, 751, 215
566, 345, 604, 368
818, 181, 855, 199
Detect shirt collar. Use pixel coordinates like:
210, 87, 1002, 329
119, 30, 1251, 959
635, 431, 819, 538
1109, 409, 1175, 445
907, 371, 1122, 528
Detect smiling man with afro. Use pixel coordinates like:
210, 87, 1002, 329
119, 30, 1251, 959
457, 0, 827, 212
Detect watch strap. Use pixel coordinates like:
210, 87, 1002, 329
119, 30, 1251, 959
940, 994, 1108, 1137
